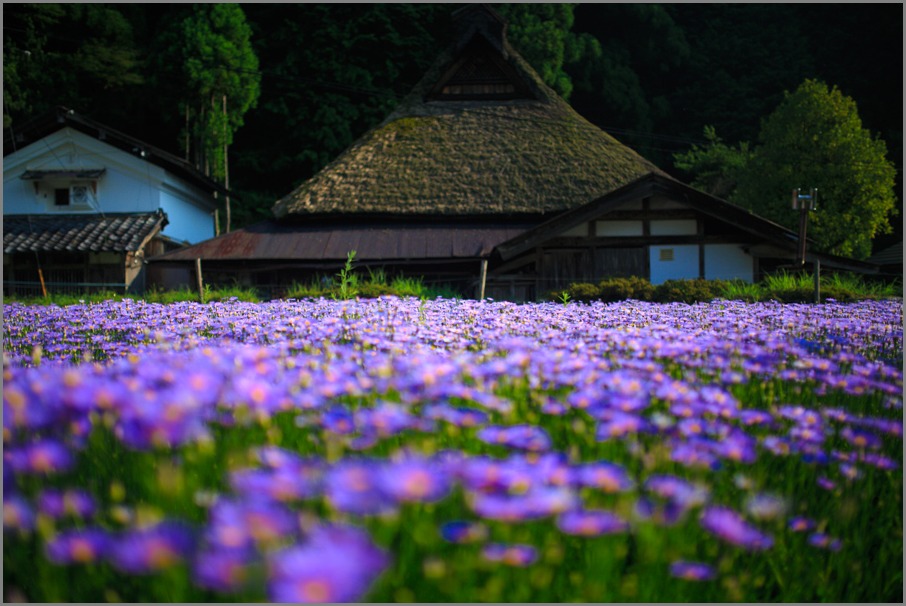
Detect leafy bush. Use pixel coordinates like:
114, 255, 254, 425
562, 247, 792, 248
721, 280, 761, 303
563, 282, 601, 302
653, 279, 728, 304
356, 282, 397, 298
597, 276, 655, 302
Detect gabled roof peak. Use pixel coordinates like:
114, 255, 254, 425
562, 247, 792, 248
451, 4, 508, 52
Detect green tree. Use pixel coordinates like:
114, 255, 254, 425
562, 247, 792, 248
673, 125, 753, 199
566, 4, 690, 164
228, 4, 447, 228
733, 79, 898, 259
3, 4, 142, 128
496, 4, 599, 101
154, 4, 260, 232
179, 5, 260, 177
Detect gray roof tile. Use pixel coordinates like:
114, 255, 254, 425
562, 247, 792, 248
4, 211, 168, 254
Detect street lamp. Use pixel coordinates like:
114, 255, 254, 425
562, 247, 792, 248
791, 187, 819, 302
791, 188, 817, 266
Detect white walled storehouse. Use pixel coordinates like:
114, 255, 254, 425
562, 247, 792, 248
3, 107, 228, 294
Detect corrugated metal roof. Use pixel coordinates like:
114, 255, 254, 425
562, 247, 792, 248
4, 211, 168, 254
148, 219, 535, 263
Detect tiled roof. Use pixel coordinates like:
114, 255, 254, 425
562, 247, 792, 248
3, 211, 168, 254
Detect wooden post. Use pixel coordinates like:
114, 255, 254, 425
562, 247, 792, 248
479, 258, 488, 300
37, 267, 47, 298
195, 258, 204, 302
813, 258, 820, 303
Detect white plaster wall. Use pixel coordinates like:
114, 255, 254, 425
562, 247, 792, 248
649, 244, 699, 285
704, 244, 754, 282
561, 222, 589, 237
596, 220, 643, 236
159, 189, 216, 244
649, 219, 698, 235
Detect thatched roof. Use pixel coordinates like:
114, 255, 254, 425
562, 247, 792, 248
272, 5, 666, 219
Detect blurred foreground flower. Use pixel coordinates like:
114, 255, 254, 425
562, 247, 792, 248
481, 542, 538, 567
700, 506, 773, 551
267, 523, 389, 602
670, 560, 716, 581
108, 520, 195, 574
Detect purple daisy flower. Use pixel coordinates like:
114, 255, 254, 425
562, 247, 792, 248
700, 506, 774, 551
37, 489, 96, 520
193, 548, 256, 594
439, 520, 488, 544
859, 452, 899, 470
325, 460, 397, 516
808, 532, 843, 551
669, 560, 717, 581
5, 439, 74, 475
267, 523, 389, 603
108, 520, 195, 574
441, 405, 489, 427
556, 508, 629, 536
595, 412, 652, 440
481, 542, 538, 567
816, 476, 837, 491
633, 496, 688, 527
377, 457, 452, 504
230, 465, 323, 503
356, 402, 422, 438
476, 424, 552, 452
45, 528, 111, 565
3, 495, 35, 533
319, 407, 356, 435
469, 486, 578, 522
574, 461, 635, 493
788, 516, 816, 533
458, 456, 534, 494
643, 474, 709, 509
205, 497, 299, 552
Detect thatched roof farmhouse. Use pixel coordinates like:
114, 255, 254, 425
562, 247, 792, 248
150, 4, 876, 300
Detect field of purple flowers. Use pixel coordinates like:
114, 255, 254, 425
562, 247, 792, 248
3, 296, 903, 602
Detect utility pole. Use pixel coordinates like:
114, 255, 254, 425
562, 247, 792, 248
792, 188, 819, 302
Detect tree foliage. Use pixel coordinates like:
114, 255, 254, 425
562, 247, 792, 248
496, 4, 598, 101
732, 80, 898, 259
3, 4, 143, 128
673, 126, 752, 200
154, 4, 260, 182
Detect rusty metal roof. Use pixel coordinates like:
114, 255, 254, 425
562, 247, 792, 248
4, 211, 168, 254
148, 219, 536, 263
